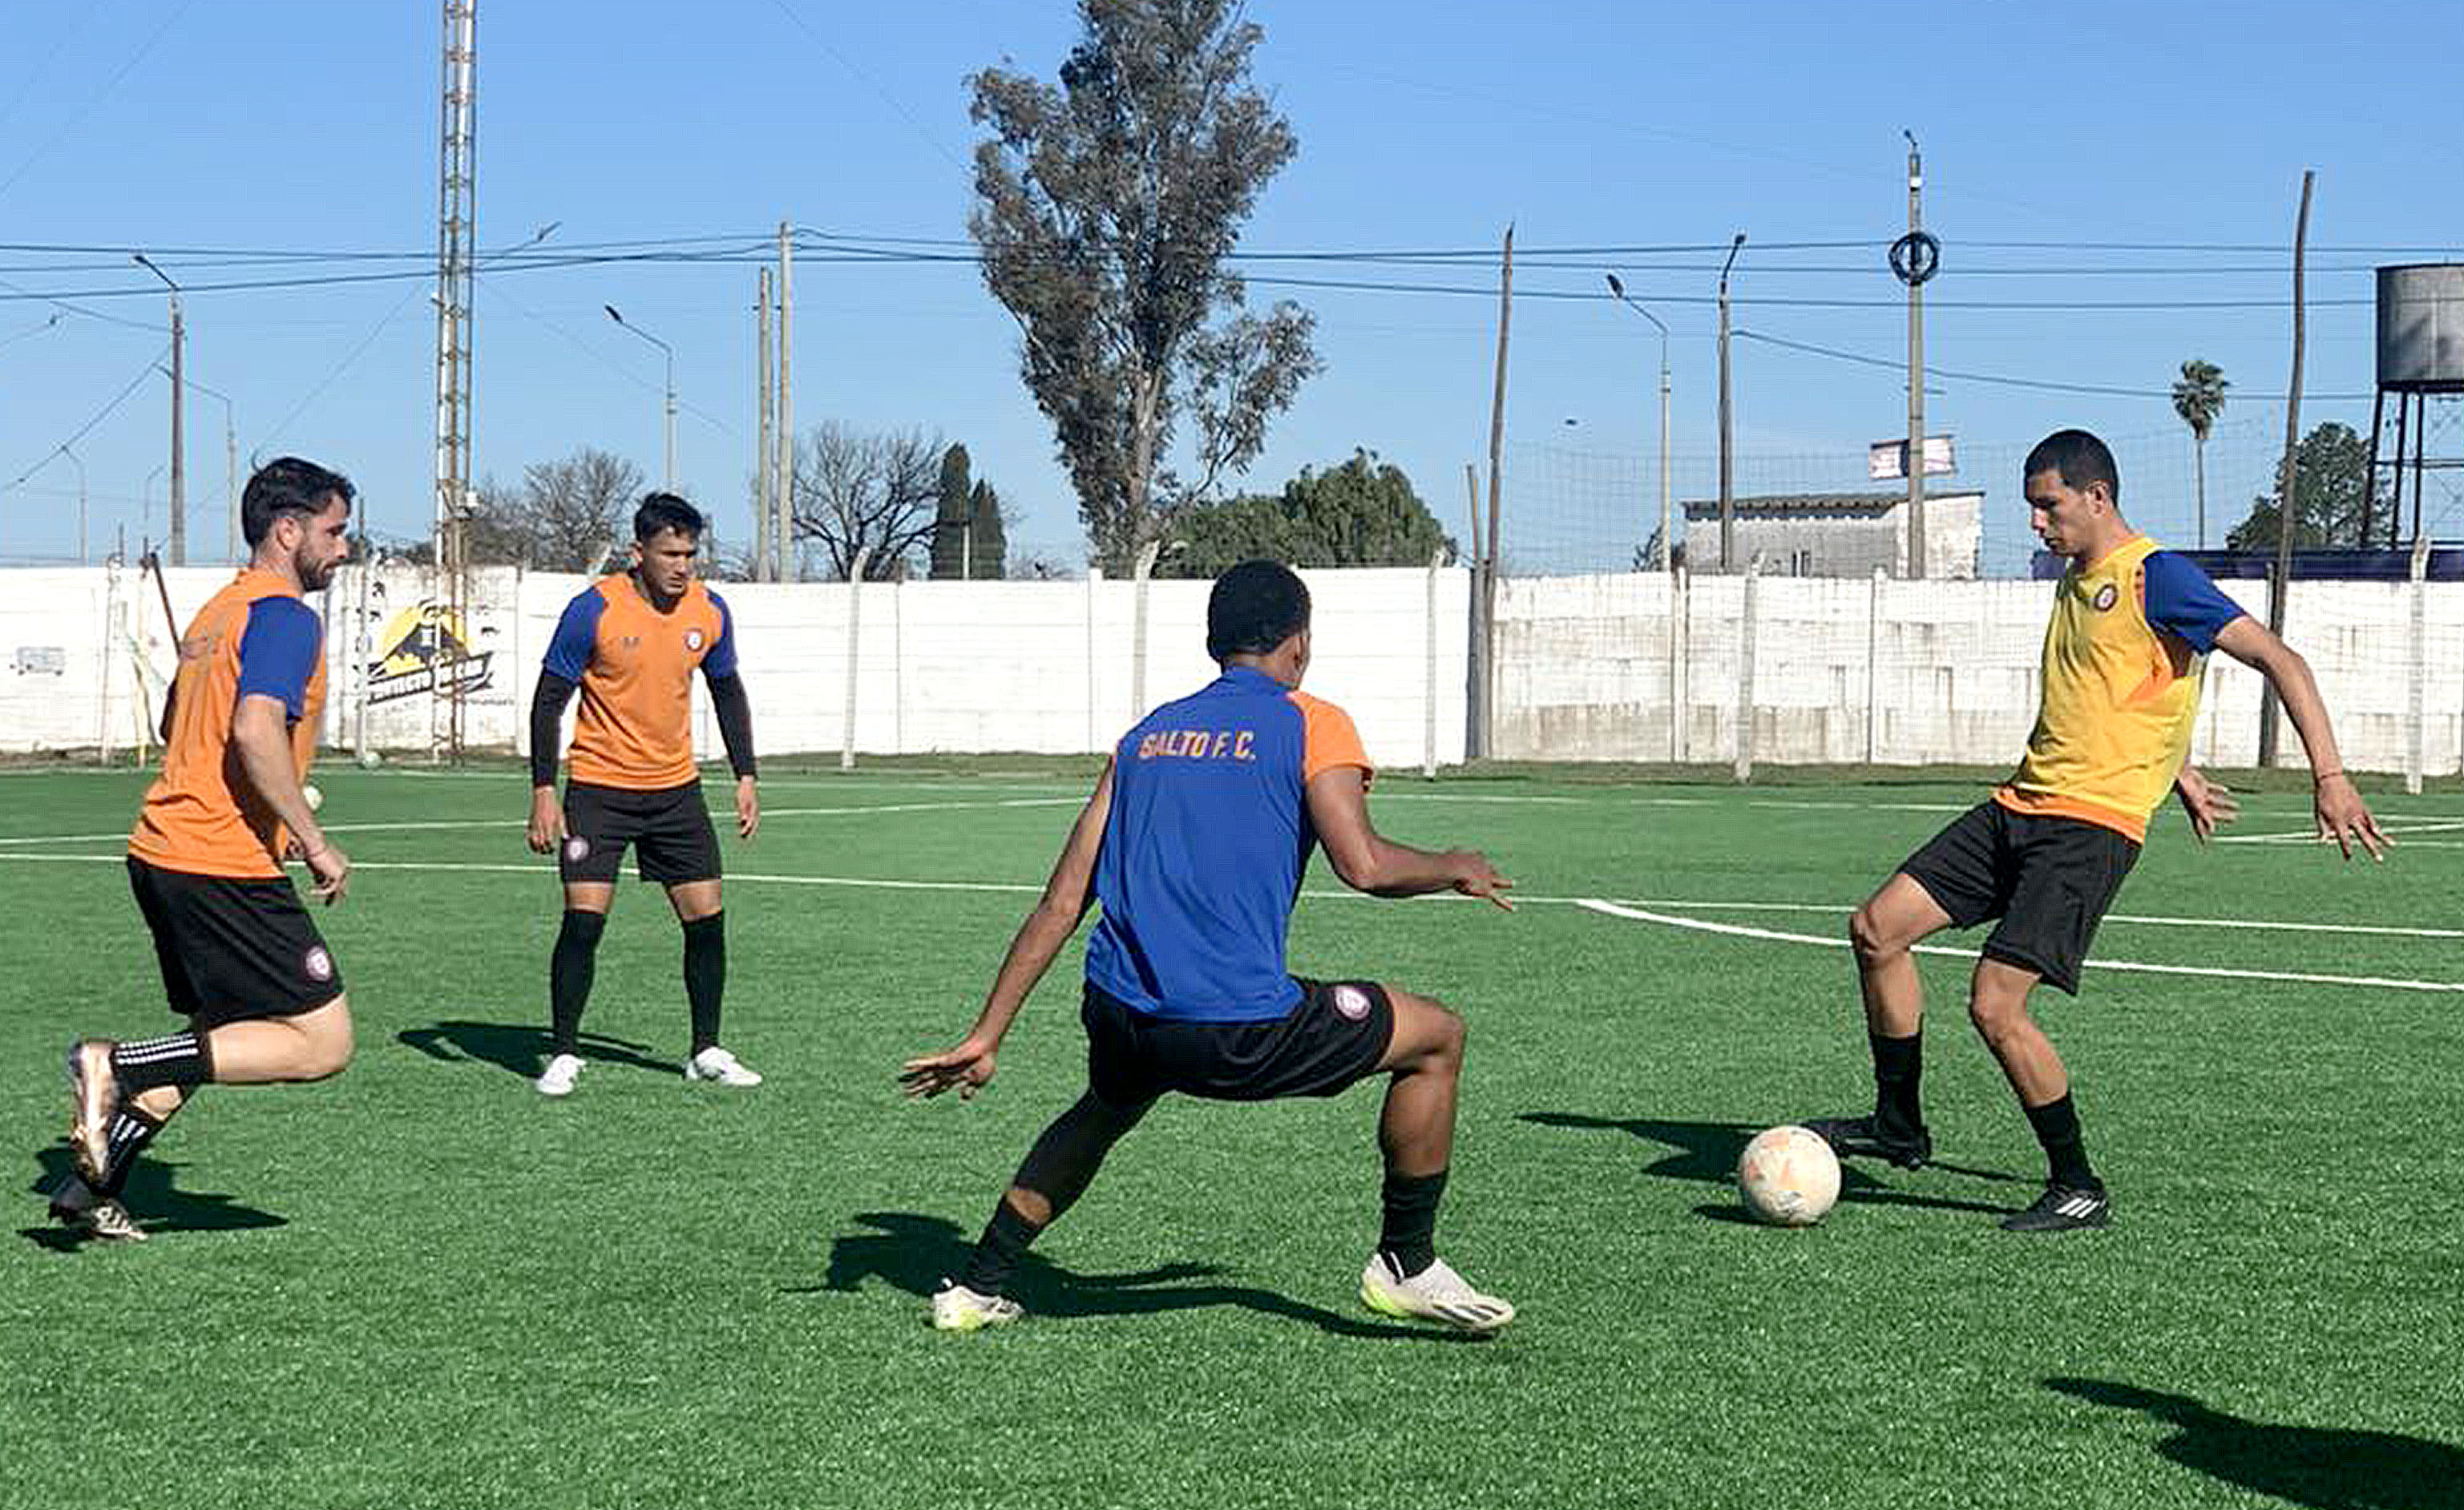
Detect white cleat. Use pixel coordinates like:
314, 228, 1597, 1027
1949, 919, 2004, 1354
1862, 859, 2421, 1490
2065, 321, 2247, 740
931, 1281, 1024, 1333
1359, 1254, 1515, 1334
684, 1046, 762, 1088
535, 1053, 584, 1098
50, 1177, 146, 1242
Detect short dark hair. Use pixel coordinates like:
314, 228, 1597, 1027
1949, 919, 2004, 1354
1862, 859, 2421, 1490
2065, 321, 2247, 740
240, 456, 354, 547
635, 492, 705, 543
1206, 559, 1310, 662
2024, 429, 2119, 500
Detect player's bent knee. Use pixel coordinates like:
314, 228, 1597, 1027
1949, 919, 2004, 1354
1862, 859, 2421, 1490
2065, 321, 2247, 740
1381, 987, 1464, 1073
293, 997, 355, 1080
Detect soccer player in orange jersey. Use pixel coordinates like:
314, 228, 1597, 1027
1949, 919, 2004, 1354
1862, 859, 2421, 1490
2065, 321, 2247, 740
1806, 430, 2389, 1231
57, 458, 358, 1242
525, 495, 760, 1096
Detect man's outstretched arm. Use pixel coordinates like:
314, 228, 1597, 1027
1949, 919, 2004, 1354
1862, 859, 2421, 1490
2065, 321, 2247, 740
1305, 765, 1513, 909
2211, 616, 2389, 860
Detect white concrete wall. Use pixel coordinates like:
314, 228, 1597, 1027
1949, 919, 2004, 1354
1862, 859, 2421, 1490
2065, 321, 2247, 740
5, 563, 2452, 777
1493, 569, 2464, 777
0, 563, 1471, 773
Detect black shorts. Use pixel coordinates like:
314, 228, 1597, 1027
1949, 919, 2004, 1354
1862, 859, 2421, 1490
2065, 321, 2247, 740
559, 781, 721, 886
1081, 978, 1396, 1108
127, 856, 344, 1029
1898, 801, 2140, 995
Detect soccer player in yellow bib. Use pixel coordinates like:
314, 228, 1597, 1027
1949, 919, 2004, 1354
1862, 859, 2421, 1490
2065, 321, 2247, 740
1806, 429, 2389, 1231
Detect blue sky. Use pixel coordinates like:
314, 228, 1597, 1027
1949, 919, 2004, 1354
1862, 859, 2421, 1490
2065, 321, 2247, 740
2, 0, 2458, 575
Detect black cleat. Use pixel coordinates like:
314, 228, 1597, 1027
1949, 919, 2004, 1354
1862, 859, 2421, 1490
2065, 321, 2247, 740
1802, 1116, 1933, 1169
2000, 1182, 2111, 1232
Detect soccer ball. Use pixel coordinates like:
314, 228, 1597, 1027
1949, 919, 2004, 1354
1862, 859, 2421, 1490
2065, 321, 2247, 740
1737, 1125, 1840, 1227
301, 782, 324, 813
356, 748, 383, 769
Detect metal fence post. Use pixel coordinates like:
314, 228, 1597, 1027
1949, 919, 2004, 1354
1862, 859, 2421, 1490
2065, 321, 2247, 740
2408, 535, 2430, 795
841, 545, 873, 770
1735, 559, 1759, 784
1866, 565, 1885, 765
1424, 551, 1444, 777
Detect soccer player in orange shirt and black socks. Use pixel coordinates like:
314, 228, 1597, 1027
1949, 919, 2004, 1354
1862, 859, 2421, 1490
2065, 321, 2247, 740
525, 495, 761, 1096
57, 458, 359, 1242
1804, 430, 2389, 1231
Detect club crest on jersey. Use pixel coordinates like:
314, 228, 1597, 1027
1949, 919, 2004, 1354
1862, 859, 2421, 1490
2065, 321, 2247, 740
303, 947, 333, 983
685, 628, 705, 652
1330, 984, 1373, 1021
2091, 583, 2119, 612
565, 837, 591, 862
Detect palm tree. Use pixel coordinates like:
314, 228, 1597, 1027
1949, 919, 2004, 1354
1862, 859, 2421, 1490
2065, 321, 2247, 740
2172, 359, 2228, 548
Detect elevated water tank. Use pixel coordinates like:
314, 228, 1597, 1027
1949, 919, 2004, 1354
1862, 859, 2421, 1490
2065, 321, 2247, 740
2377, 264, 2464, 392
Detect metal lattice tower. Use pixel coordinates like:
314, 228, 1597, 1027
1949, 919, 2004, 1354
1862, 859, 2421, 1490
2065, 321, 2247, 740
431, 0, 477, 761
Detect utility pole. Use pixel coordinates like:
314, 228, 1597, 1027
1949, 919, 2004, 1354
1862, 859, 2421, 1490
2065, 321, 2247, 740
134, 254, 185, 565
1479, 224, 1513, 759
775, 220, 794, 582
2260, 168, 2315, 770
1716, 233, 1745, 572
756, 267, 774, 581
432, 0, 478, 761
1904, 131, 1927, 579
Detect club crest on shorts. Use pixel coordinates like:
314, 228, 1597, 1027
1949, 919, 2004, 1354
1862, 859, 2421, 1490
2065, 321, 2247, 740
303, 947, 333, 983
685, 628, 705, 652
564, 836, 591, 862
2091, 583, 2119, 612
1330, 984, 1372, 1021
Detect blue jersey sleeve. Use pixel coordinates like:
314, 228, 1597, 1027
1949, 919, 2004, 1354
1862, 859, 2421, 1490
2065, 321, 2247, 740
2142, 551, 2245, 653
702, 591, 740, 680
541, 590, 605, 682
235, 596, 321, 721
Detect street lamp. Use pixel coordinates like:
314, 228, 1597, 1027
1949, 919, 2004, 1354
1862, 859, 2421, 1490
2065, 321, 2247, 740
1715, 232, 1745, 573
164, 368, 238, 563
1604, 273, 1672, 577
133, 252, 188, 565
604, 304, 677, 491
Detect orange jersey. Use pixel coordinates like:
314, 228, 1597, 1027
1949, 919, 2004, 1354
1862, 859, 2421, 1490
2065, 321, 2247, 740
128, 568, 325, 879
542, 575, 739, 789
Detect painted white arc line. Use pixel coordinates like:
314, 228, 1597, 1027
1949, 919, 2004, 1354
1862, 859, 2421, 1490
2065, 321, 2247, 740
1573, 898, 2464, 995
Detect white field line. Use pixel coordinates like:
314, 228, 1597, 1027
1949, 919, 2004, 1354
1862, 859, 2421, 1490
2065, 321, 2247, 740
0, 795, 1086, 846
2216, 820, 2464, 845
0, 847, 2448, 947
1575, 899, 2464, 995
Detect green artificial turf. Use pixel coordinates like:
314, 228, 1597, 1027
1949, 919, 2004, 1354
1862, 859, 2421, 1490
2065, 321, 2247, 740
2, 763, 2457, 1508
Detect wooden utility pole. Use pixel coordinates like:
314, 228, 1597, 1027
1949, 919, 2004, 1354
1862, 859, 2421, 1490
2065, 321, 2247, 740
2259, 169, 2314, 769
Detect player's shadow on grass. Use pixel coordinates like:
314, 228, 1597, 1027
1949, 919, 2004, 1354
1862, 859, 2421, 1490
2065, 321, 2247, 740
1518, 1112, 2022, 1218
2047, 1377, 2463, 1510
20, 1147, 284, 1250
397, 1020, 677, 1080
803, 1211, 1488, 1342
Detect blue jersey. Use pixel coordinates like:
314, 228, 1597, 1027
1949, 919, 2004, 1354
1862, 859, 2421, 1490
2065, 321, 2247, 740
1085, 665, 1373, 1022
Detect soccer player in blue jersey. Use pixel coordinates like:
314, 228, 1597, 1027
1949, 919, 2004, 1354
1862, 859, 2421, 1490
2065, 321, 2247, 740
903, 560, 1519, 1333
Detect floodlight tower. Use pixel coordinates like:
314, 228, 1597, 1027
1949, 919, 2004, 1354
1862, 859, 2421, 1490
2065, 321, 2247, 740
432, 0, 477, 760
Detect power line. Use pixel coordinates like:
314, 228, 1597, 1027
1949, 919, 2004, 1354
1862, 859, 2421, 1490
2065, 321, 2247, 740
1735, 328, 2374, 402
3, 342, 170, 489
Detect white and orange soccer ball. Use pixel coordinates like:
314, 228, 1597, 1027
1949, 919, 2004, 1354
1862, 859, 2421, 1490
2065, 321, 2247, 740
1736, 1124, 1841, 1227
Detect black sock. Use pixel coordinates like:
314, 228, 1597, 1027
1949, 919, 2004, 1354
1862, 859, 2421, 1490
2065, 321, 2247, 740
1870, 1031, 1924, 1136
682, 912, 725, 1055
960, 1197, 1044, 1297
2024, 1092, 2098, 1189
549, 909, 607, 1056
1378, 1169, 1448, 1278
99, 1106, 167, 1197
111, 1032, 212, 1092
